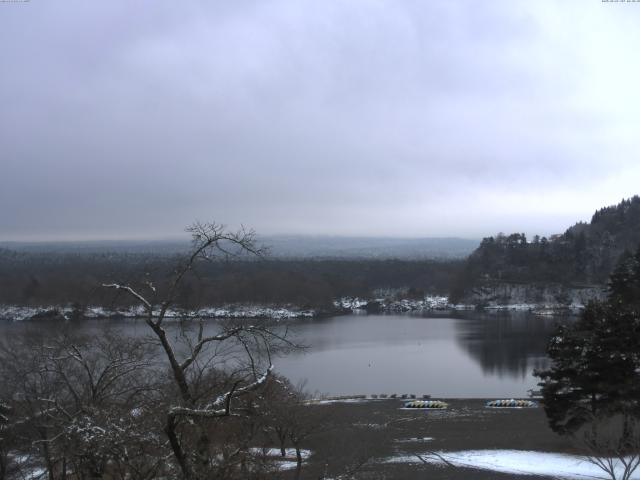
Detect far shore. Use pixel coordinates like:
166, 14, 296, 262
0, 296, 586, 322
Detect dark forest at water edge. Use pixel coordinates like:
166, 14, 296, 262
0, 252, 463, 309
2, 196, 640, 310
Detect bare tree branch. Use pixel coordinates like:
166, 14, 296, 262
102, 284, 152, 311
168, 365, 273, 419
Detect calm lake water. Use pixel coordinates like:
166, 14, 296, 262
0, 311, 568, 398
278, 311, 564, 398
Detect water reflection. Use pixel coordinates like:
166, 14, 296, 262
0, 311, 571, 397
274, 311, 569, 397
451, 311, 564, 380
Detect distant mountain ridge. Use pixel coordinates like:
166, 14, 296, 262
259, 236, 478, 259
451, 195, 640, 302
0, 236, 479, 260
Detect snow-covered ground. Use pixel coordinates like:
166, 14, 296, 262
0, 304, 316, 321
9, 454, 46, 479
395, 437, 434, 443
334, 295, 587, 313
10, 449, 311, 477
249, 447, 311, 458
1, 293, 586, 322
309, 397, 372, 405
386, 449, 640, 479
248, 447, 311, 471
334, 296, 451, 312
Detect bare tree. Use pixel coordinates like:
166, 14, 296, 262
0, 399, 10, 480
103, 222, 296, 479
0, 223, 299, 479
0, 328, 161, 480
580, 416, 640, 480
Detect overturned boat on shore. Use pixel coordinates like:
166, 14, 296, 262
486, 399, 537, 408
403, 400, 448, 409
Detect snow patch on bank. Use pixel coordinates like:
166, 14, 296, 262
10, 454, 46, 479
310, 398, 372, 405
249, 448, 311, 459
248, 448, 311, 471
395, 437, 434, 443
386, 449, 640, 479
2, 290, 590, 322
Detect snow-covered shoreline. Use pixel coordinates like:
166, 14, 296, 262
0, 304, 317, 322
0, 295, 586, 322
334, 296, 584, 315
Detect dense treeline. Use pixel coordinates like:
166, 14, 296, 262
451, 196, 640, 300
0, 249, 462, 309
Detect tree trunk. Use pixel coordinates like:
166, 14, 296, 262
294, 445, 303, 480
0, 452, 6, 480
147, 321, 193, 404
165, 415, 192, 479
277, 429, 287, 457
37, 428, 55, 480
196, 429, 211, 471
622, 413, 631, 448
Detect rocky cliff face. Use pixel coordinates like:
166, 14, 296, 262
461, 282, 607, 309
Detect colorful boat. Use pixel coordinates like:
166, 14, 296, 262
486, 399, 537, 408
403, 400, 448, 409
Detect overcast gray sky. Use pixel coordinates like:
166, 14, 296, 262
1, 0, 639, 241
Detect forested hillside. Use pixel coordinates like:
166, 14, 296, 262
0, 248, 461, 309
451, 196, 640, 301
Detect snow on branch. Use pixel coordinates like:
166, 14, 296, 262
169, 365, 274, 419
102, 283, 152, 311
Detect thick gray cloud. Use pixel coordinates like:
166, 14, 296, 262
1, 0, 639, 240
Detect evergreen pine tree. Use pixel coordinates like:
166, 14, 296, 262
536, 249, 640, 435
